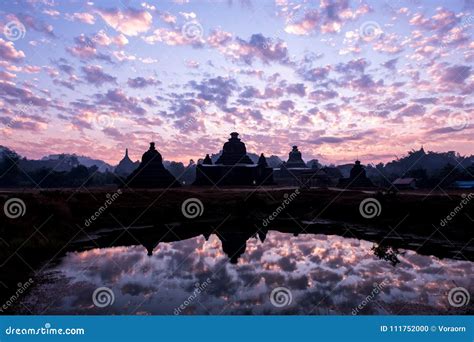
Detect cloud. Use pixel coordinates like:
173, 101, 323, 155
81, 65, 117, 86
66, 12, 96, 25
209, 32, 290, 65
188, 76, 238, 108
0, 80, 49, 107
398, 104, 426, 117
439, 65, 471, 84
382, 58, 398, 70
0, 38, 25, 62
12, 13, 55, 37
231, 34, 290, 65
283, 1, 370, 35
67, 34, 114, 63
96, 7, 153, 36
286, 83, 306, 96
93, 30, 129, 47
95, 88, 146, 115
309, 89, 338, 101
127, 77, 160, 88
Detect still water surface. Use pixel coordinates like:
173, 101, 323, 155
20, 231, 473, 314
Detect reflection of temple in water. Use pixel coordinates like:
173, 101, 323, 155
194, 132, 274, 186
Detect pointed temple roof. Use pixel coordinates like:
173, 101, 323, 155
285, 145, 307, 168
215, 132, 253, 165
125, 142, 180, 188
258, 153, 268, 167
203, 154, 213, 165
115, 148, 138, 177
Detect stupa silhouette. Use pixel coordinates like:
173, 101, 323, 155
274, 145, 330, 187
337, 160, 374, 188
115, 149, 139, 177
125, 142, 180, 188
194, 132, 274, 186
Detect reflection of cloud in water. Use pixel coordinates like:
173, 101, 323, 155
20, 233, 473, 315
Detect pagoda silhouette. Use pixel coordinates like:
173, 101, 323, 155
193, 132, 274, 186
115, 149, 139, 177
125, 142, 180, 188
274, 146, 330, 187
337, 160, 374, 188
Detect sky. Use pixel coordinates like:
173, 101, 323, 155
0, 0, 472, 166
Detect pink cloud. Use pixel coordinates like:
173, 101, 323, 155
96, 7, 153, 36
67, 12, 96, 25
0, 38, 25, 62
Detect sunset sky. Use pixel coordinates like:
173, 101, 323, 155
0, 0, 472, 165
